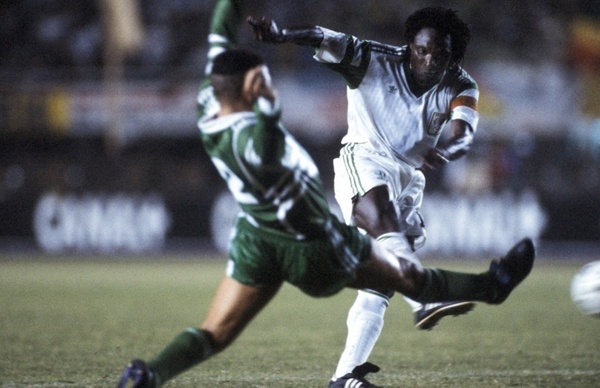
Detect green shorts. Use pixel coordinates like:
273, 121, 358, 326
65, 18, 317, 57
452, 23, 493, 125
227, 216, 372, 297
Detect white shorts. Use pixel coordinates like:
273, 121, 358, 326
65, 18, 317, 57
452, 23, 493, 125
333, 143, 426, 247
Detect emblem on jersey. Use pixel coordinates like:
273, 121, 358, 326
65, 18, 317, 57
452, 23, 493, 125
427, 112, 449, 136
387, 85, 398, 94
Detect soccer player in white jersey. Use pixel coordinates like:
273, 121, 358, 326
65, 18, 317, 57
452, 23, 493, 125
250, 7, 482, 387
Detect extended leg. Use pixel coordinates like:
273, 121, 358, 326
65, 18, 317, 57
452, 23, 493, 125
351, 237, 535, 305
118, 276, 281, 387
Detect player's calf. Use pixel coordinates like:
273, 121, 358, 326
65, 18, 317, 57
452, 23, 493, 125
414, 238, 535, 304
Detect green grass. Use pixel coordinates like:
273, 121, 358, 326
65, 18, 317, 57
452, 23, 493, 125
1, 256, 599, 387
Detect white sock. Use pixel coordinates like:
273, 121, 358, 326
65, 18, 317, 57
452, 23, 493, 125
376, 232, 428, 312
333, 290, 389, 380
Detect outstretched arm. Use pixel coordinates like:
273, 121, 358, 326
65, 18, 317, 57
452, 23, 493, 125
248, 16, 369, 88
210, 0, 245, 48
247, 16, 324, 47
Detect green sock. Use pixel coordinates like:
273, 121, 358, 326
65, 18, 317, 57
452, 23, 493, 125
147, 328, 215, 386
418, 268, 495, 303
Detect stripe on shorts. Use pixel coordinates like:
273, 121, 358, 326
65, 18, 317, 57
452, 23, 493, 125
341, 143, 364, 196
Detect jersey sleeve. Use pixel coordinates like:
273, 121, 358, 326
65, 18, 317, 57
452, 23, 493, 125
198, 0, 246, 121
312, 27, 371, 89
204, 0, 245, 75
450, 74, 480, 131
251, 97, 285, 166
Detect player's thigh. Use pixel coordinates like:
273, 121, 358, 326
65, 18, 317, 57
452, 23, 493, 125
333, 145, 392, 223
353, 185, 400, 235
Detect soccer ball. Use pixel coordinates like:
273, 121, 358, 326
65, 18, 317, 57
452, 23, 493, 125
570, 261, 600, 317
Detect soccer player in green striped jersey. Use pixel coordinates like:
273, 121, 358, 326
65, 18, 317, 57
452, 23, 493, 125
117, 2, 534, 387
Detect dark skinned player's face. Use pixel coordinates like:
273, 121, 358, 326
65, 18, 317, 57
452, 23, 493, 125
409, 27, 452, 88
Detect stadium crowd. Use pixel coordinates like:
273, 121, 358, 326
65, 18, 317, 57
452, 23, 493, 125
1, 0, 598, 79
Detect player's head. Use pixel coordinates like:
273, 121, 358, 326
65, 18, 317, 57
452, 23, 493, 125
404, 7, 471, 86
211, 49, 265, 102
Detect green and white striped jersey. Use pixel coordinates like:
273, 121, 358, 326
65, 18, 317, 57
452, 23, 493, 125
197, 0, 332, 240
199, 102, 332, 240
314, 27, 480, 168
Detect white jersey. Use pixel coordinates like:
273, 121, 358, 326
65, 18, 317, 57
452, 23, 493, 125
314, 27, 479, 168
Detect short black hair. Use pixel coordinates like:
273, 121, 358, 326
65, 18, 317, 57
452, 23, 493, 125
404, 7, 471, 68
210, 49, 265, 101
212, 49, 264, 75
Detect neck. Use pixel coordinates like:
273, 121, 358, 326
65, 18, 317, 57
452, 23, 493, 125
218, 100, 253, 117
404, 62, 444, 97
404, 62, 426, 97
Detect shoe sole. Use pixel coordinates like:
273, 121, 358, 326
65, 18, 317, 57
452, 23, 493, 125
415, 301, 476, 330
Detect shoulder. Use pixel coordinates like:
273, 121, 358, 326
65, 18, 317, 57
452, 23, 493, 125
365, 41, 407, 59
371, 42, 406, 57
448, 66, 477, 87
362, 43, 408, 75
335, 31, 406, 60
197, 78, 219, 121
445, 66, 478, 92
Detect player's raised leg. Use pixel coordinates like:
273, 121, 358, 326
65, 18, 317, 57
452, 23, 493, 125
351, 237, 535, 305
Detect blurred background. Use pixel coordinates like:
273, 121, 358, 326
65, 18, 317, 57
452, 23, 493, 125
1, 0, 599, 257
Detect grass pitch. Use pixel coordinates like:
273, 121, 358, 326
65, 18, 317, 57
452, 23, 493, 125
1, 255, 599, 387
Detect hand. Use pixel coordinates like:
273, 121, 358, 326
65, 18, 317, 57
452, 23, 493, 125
243, 65, 276, 104
247, 16, 286, 43
422, 148, 450, 171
